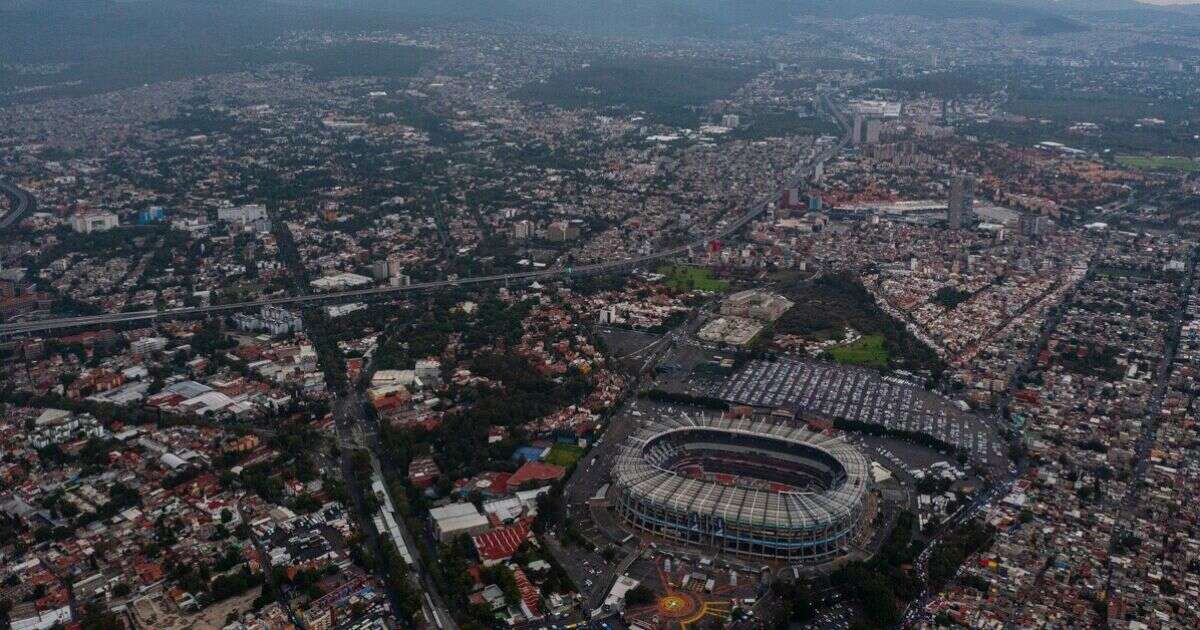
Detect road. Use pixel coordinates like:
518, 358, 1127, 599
0, 95, 849, 337
1100, 246, 1196, 605
270, 212, 436, 629
898, 242, 1195, 629
338, 389, 462, 630
543, 95, 854, 623
236, 498, 308, 629
0, 179, 36, 230
0, 212, 747, 336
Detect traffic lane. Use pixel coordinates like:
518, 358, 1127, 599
0, 123, 846, 337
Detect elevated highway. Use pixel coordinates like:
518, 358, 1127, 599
0, 96, 850, 337
0, 179, 36, 230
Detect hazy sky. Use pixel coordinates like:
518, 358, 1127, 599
1139, 0, 1199, 4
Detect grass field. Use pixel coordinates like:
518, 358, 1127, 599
657, 265, 729, 293
1116, 155, 1200, 173
545, 444, 584, 467
828, 334, 889, 369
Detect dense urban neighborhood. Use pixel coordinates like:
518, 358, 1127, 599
3, 1, 1200, 629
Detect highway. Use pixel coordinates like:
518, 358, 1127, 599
0, 202, 753, 336
0, 179, 36, 230
543, 94, 852, 625
0, 95, 849, 338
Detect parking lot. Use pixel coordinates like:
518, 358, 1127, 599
798, 600, 854, 630
713, 358, 1008, 473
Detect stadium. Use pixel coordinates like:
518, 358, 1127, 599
611, 413, 872, 563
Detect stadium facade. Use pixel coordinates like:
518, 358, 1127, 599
612, 413, 871, 563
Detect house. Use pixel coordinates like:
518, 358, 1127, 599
507, 461, 566, 490
471, 519, 532, 566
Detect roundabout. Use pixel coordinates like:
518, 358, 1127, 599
656, 593, 699, 620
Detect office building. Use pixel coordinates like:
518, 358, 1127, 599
865, 119, 882, 144
547, 221, 580, 242
70, 211, 119, 234
217, 203, 268, 224
948, 174, 976, 230
512, 220, 534, 240
138, 206, 166, 224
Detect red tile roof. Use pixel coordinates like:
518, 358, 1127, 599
508, 461, 565, 489
472, 519, 532, 563
512, 567, 541, 618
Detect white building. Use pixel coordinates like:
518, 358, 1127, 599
28, 410, 105, 449
217, 203, 268, 224
429, 502, 490, 543
70, 211, 119, 234
512, 220, 534, 239
325, 302, 367, 318
310, 273, 372, 292
414, 358, 442, 386
130, 337, 168, 354
233, 306, 303, 335
9, 603, 72, 630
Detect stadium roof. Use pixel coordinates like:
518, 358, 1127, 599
613, 412, 869, 531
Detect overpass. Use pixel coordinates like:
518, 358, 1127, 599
0, 179, 36, 230
0, 97, 850, 337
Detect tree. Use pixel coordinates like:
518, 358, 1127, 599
624, 584, 655, 607
78, 602, 125, 630
774, 579, 816, 624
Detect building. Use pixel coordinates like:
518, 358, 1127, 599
781, 187, 802, 209
507, 461, 566, 489
217, 203, 268, 224
8, 602, 72, 630
429, 502, 491, 543
0, 292, 53, 321
852, 114, 864, 146
948, 174, 976, 230
864, 119, 882, 144
233, 305, 303, 335
719, 290, 795, 322
512, 220, 534, 240
1020, 213, 1051, 238
603, 575, 642, 612
414, 358, 441, 386
612, 413, 871, 563
696, 316, 763, 347
130, 336, 168, 354
372, 257, 407, 281
471, 519, 532, 566
324, 302, 365, 318
310, 273, 372, 292
138, 206, 166, 224
547, 221, 580, 242
721, 114, 740, 128
387, 256, 404, 278
408, 457, 441, 489
370, 260, 391, 281
69, 211, 118, 234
